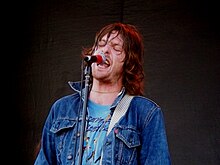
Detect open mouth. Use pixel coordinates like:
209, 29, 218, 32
104, 59, 110, 65
98, 59, 110, 67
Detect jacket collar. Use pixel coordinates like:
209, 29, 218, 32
68, 81, 126, 110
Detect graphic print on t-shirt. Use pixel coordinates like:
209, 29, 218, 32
82, 99, 111, 164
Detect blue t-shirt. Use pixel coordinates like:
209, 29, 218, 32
82, 99, 111, 164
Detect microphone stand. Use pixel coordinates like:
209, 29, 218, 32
78, 62, 92, 165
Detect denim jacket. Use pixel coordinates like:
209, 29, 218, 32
34, 81, 171, 165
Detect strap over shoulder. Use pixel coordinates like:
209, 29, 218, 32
107, 94, 134, 135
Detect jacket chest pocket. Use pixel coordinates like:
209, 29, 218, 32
50, 119, 76, 134
50, 119, 77, 164
114, 127, 141, 164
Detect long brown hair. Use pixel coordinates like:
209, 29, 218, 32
82, 22, 145, 96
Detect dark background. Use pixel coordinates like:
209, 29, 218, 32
12, 0, 219, 164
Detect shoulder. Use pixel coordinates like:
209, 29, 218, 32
128, 95, 164, 120
131, 95, 161, 110
43, 93, 81, 122
48, 93, 80, 116
129, 96, 166, 128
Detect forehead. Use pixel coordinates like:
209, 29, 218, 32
102, 30, 123, 43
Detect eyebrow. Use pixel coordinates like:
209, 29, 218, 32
100, 37, 123, 46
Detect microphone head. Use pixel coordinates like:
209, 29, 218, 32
84, 52, 106, 65
97, 52, 106, 64
95, 54, 104, 64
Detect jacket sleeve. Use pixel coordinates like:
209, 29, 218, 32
34, 105, 57, 165
140, 107, 171, 165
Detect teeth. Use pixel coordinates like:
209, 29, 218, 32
105, 60, 110, 65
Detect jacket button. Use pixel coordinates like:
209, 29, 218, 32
67, 154, 73, 160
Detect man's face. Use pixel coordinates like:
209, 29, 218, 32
91, 31, 125, 84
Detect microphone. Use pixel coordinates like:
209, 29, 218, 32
84, 53, 106, 64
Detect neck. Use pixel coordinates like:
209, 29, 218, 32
89, 88, 122, 105
91, 78, 123, 94
91, 89, 120, 94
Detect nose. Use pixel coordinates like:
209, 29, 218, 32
100, 43, 110, 54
